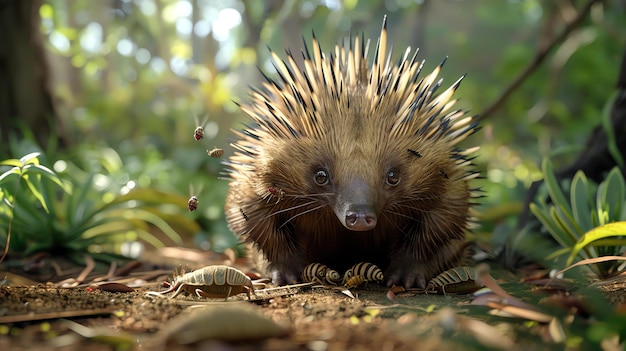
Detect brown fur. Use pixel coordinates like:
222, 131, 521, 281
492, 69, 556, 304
225, 17, 480, 288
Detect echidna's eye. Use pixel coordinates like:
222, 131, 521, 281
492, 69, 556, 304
314, 169, 329, 186
386, 169, 400, 186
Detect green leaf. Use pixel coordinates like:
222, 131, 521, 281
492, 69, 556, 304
530, 203, 572, 249
64, 215, 124, 243
0, 167, 20, 186
19, 152, 41, 166
597, 209, 610, 226
80, 220, 136, 239
24, 241, 54, 256
85, 252, 130, 263
30, 164, 65, 188
554, 205, 584, 240
601, 167, 625, 221
542, 158, 573, 219
546, 247, 571, 261
601, 90, 625, 168
142, 206, 201, 234
21, 174, 50, 213
566, 221, 626, 265
97, 147, 124, 174
101, 188, 189, 209
39, 175, 62, 221
582, 238, 626, 247
553, 207, 590, 260
10, 200, 45, 229
0, 159, 22, 167
570, 171, 593, 233
83, 228, 165, 249
133, 229, 167, 248
591, 207, 600, 227
66, 174, 98, 231
99, 208, 184, 246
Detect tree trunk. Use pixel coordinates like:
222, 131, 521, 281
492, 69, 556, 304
0, 0, 62, 155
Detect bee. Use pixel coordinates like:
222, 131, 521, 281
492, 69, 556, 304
302, 263, 341, 285
344, 275, 366, 289
207, 147, 224, 158
343, 262, 384, 285
267, 186, 285, 204
193, 115, 210, 141
188, 196, 199, 212
187, 184, 202, 212
194, 127, 204, 141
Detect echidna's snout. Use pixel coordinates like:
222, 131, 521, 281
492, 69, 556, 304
334, 177, 378, 231
344, 204, 377, 231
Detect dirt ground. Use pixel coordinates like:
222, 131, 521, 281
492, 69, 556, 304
0, 250, 624, 351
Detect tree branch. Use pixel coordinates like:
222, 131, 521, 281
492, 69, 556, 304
477, 0, 604, 122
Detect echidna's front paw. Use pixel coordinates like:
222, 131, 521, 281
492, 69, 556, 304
270, 259, 306, 285
384, 257, 427, 289
271, 269, 301, 286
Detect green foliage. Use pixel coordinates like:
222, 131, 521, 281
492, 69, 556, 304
22, 1, 626, 262
585, 313, 626, 348
602, 90, 625, 169
30, 1, 626, 256
530, 158, 626, 277
0, 152, 65, 212
0, 151, 197, 262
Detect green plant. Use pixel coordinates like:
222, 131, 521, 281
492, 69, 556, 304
0, 152, 65, 262
529, 158, 626, 277
0, 152, 198, 263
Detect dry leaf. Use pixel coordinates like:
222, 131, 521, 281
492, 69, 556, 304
459, 317, 515, 350
158, 304, 290, 344
547, 318, 566, 343
486, 302, 553, 323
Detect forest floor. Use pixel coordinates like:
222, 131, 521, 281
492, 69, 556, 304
0, 248, 625, 351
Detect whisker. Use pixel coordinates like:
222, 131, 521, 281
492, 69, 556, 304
242, 200, 318, 240
237, 196, 328, 251
266, 200, 319, 218
391, 203, 436, 216
391, 198, 467, 217
262, 191, 332, 204
278, 204, 325, 230
380, 211, 413, 239
283, 192, 335, 199
381, 208, 416, 221
392, 192, 468, 205
393, 194, 442, 204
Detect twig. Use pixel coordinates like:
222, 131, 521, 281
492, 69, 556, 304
478, 0, 603, 122
0, 174, 22, 265
254, 281, 315, 292
92, 261, 117, 282
56, 254, 96, 287
556, 255, 626, 276
0, 308, 115, 324
75, 254, 96, 283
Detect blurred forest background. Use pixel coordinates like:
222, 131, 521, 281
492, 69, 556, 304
1, 0, 625, 263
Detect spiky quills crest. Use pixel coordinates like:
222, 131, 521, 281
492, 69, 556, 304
227, 15, 480, 205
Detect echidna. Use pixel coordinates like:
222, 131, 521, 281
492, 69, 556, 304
225, 16, 481, 288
